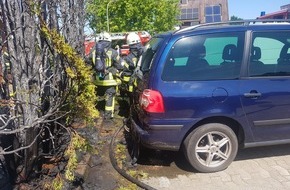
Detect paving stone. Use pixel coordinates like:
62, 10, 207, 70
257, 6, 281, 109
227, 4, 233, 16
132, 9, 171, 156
141, 146, 290, 190
271, 165, 290, 176
231, 174, 248, 186
158, 176, 171, 188
218, 171, 232, 182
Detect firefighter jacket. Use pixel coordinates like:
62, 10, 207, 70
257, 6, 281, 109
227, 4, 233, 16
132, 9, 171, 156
121, 44, 144, 92
122, 43, 144, 78
92, 41, 124, 86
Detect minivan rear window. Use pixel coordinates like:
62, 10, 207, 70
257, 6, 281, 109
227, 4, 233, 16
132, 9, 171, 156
162, 32, 245, 81
140, 37, 164, 72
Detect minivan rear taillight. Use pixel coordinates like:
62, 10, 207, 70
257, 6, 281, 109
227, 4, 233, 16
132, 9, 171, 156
139, 89, 165, 113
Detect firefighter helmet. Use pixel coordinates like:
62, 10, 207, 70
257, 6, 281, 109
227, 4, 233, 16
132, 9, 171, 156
127, 32, 141, 45
99, 32, 112, 42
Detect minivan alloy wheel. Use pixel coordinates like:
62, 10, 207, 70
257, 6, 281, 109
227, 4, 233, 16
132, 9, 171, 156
184, 123, 238, 173
196, 131, 232, 167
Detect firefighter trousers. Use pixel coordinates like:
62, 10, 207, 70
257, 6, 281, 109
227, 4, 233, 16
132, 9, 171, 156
97, 85, 116, 120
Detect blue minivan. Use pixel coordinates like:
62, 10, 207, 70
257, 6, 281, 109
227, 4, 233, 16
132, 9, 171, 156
129, 20, 290, 173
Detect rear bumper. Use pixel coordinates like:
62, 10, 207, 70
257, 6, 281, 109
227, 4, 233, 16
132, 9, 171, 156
130, 117, 185, 151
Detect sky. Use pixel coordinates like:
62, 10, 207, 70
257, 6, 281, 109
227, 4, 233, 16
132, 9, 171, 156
228, 0, 290, 19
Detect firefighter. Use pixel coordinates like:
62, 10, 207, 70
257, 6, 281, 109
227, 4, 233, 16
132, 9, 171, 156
115, 44, 120, 57
92, 32, 124, 121
3, 49, 13, 98
119, 33, 145, 161
121, 32, 144, 97
0, 49, 5, 98
0, 46, 13, 99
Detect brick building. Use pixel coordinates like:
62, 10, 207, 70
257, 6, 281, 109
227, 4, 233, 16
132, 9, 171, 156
179, 0, 229, 27
258, 4, 290, 19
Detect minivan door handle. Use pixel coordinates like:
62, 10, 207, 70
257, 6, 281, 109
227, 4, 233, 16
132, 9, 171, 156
244, 90, 262, 98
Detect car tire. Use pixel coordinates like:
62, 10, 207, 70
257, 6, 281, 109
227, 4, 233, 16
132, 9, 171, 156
184, 123, 238, 173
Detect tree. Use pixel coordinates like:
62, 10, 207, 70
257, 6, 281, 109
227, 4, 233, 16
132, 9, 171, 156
86, 0, 181, 33
0, 0, 97, 184
230, 15, 243, 21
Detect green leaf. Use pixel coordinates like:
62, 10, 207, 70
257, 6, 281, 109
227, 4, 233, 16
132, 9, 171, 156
86, 0, 180, 33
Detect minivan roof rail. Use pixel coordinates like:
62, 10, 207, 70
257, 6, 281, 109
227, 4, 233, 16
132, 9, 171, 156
175, 19, 290, 34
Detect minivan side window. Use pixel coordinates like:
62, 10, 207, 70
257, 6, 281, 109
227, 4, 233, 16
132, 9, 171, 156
249, 31, 290, 77
162, 32, 244, 81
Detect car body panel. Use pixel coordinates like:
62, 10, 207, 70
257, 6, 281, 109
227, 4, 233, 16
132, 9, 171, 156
130, 21, 290, 151
240, 77, 290, 141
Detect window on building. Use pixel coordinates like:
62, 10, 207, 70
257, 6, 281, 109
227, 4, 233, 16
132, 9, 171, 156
205, 5, 221, 23
180, 0, 187, 4
179, 8, 199, 20
273, 15, 284, 19
183, 22, 191, 26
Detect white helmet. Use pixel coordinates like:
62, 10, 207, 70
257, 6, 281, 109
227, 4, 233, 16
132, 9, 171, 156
99, 31, 112, 42
127, 32, 141, 45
